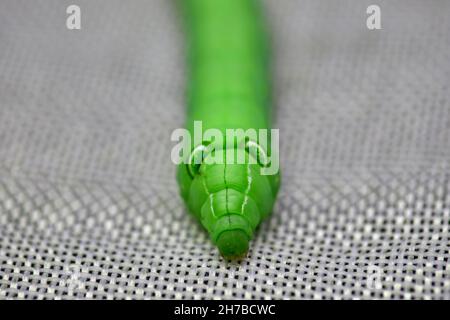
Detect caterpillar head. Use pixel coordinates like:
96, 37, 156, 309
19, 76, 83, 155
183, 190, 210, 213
177, 140, 280, 260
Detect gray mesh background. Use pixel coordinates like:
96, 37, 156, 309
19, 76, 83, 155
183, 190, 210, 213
0, 0, 449, 299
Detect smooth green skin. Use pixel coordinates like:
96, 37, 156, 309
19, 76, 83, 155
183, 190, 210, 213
177, 0, 280, 259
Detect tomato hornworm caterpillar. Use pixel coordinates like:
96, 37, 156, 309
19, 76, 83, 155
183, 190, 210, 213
177, 0, 280, 259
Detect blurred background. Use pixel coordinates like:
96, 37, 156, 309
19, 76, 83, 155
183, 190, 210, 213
0, 0, 449, 299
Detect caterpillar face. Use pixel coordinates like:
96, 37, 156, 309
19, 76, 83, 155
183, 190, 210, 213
177, 146, 280, 259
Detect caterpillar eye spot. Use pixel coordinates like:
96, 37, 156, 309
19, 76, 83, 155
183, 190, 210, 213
187, 143, 211, 178
245, 140, 271, 168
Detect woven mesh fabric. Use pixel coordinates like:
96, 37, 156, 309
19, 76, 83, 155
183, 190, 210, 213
0, 0, 449, 299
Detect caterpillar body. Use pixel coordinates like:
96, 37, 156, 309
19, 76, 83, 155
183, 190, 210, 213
177, 0, 280, 259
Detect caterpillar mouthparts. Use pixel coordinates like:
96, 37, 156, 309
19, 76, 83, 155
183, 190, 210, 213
177, 146, 280, 260
216, 230, 250, 260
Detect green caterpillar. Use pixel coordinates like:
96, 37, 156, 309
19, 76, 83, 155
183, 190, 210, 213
177, 0, 280, 259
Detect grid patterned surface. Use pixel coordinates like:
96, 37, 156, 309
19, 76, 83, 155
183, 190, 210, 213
0, 0, 449, 299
